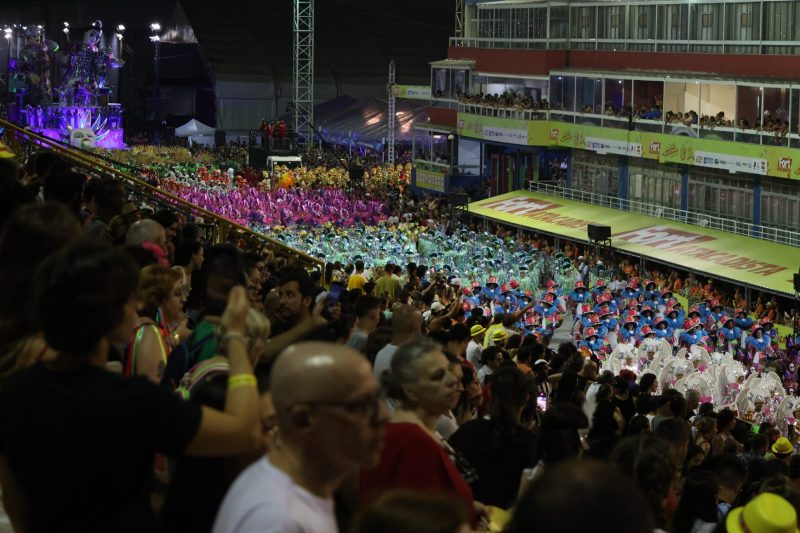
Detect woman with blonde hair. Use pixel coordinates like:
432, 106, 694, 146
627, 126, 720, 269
125, 264, 186, 383
177, 309, 271, 400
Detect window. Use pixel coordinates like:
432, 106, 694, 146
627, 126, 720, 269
572, 153, 620, 201
629, 165, 682, 210
639, 14, 648, 28
761, 178, 800, 232
702, 13, 712, 28
741, 13, 751, 28
688, 171, 753, 223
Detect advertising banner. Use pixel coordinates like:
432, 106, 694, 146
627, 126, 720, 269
392, 85, 431, 100
468, 190, 799, 295
414, 167, 446, 193
457, 113, 532, 146
457, 112, 800, 180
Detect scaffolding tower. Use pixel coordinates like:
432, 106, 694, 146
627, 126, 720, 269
387, 60, 396, 166
293, 0, 314, 146
455, 0, 465, 37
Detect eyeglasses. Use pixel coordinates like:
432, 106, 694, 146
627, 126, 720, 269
295, 393, 385, 420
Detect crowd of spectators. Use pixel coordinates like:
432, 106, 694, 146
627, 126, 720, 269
1, 145, 800, 533
457, 92, 550, 112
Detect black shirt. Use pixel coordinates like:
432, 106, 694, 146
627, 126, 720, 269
449, 418, 536, 508
0, 363, 202, 533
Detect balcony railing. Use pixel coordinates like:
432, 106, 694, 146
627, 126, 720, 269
450, 36, 800, 55
528, 182, 800, 248
457, 103, 800, 146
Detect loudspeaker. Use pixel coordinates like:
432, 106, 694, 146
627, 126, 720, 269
588, 224, 611, 241
794, 272, 800, 292
248, 147, 266, 169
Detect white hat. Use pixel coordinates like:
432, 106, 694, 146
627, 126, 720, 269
533, 359, 549, 367
431, 302, 445, 313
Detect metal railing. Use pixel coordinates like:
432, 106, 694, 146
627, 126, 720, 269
528, 182, 800, 248
0, 119, 324, 272
456, 103, 800, 146
449, 36, 800, 55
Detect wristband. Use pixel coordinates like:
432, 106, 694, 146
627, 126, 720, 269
228, 374, 257, 389
221, 331, 247, 346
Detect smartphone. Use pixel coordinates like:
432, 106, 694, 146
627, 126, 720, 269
537, 395, 548, 412
323, 283, 343, 320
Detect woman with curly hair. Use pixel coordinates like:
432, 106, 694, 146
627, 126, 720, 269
125, 264, 186, 383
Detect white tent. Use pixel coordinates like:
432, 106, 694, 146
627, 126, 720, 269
174, 118, 216, 147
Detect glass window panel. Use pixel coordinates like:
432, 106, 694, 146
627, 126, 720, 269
549, 6, 569, 40
576, 77, 603, 114
604, 79, 633, 115
736, 85, 761, 129
633, 80, 664, 119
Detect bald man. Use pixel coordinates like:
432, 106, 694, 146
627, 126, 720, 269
213, 342, 388, 533
372, 304, 422, 378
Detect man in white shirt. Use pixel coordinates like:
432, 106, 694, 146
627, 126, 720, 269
213, 342, 388, 533
467, 324, 486, 369
373, 304, 422, 378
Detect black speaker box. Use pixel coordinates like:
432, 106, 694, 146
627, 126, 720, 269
588, 223, 611, 241
248, 148, 266, 169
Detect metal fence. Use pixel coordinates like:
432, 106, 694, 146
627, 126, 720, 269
528, 182, 800, 248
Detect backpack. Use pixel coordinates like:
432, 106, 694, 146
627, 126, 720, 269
161, 329, 215, 390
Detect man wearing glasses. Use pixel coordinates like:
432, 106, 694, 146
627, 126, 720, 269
214, 342, 388, 533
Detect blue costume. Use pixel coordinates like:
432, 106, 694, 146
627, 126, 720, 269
746, 334, 771, 352
735, 315, 754, 330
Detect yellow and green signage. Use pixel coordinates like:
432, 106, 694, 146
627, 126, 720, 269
468, 190, 800, 295
457, 112, 800, 180
392, 85, 431, 101
415, 167, 446, 192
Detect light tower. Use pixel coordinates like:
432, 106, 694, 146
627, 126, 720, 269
293, 0, 314, 146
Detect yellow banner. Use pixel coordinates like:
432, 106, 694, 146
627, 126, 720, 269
392, 85, 431, 100
415, 167, 446, 193
457, 112, 800, 180
468, 190, 800, 295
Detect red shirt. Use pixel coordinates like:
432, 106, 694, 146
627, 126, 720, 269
360, 422, 476, 526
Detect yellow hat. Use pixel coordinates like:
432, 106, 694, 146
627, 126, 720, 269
726, 493, 799, 533
470, 324, 486, 337
492, 329, 509, 342
772, 437, 794, 456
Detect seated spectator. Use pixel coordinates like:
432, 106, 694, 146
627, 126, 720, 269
213, 342, 386, 533
0, 240, 261, 532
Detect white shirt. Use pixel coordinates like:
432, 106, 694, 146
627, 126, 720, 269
477, 365, 493, 386
212, 456, 337, 533
373, 343, 398, 378
466, 340, 484, 369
